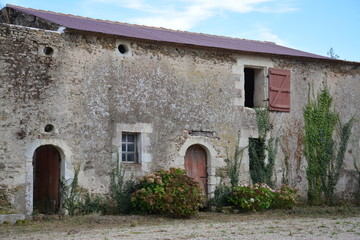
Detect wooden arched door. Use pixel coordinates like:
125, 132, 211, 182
185, 144, 208, 196
33, 145, 61, 214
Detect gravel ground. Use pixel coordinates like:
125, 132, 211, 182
1, 209, 360, 240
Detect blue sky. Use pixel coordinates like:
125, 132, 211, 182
2, 0, 360, 62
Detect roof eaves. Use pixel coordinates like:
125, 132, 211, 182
5, 4, 359, 64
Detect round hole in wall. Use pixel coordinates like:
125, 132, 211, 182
117, 44, 128, 54
44, 124, 55, 133
43, 47, 54, 56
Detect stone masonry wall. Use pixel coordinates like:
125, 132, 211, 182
1, 22, 360, 214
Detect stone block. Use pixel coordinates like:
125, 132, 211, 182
0, 214, 25, 224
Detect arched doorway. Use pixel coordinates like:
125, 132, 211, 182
184, 144, 208, 196
33, 145, 61, 214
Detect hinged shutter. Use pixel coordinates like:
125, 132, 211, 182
269, 68, 291, 112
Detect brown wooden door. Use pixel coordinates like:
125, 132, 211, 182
185, 145, 208, 196
33, 145, 61, 214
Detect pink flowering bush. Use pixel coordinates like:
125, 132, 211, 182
271, 185, 299, 209
229, 183, 274, 212
227, 183, 299, 211
131, 168, 204, 217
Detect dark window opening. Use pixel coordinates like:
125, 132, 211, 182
244, 68, 255, 108
121, 133, 138, 162
118, 44, 128, 54
43, 47, 54, 56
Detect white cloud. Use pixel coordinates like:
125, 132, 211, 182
239, 25, 289, 46
88, 0, 297, 30
129, 4, 214, 30
180, 0, 273, 13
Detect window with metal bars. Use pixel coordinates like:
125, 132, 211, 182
121, 133, 138, 163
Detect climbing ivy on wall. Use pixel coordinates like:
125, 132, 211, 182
249, 108, 279, 187
226, 141, 245, 188
304, 83, 353, 205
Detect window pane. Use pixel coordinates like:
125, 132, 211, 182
122, 144, 126, 152
127, 153, 134, 162
122, 134, 126, 142
127, 144, 135, 152
127, 134, 135, 142
122, 153, 126, 162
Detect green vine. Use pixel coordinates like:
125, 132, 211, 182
249, 108, 279, 187
304, 83, 353, 205
226, 141, 246, 188
353, 157, 360, 206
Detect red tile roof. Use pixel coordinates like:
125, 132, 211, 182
6, 4, 330, 60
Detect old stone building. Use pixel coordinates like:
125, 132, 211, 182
1, 4, 359, 216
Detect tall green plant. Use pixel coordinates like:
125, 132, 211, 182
304, 83, 353, 205
60, 164, 81, 216
249, 108, 279, 187
226, 142, 245, 188
110, 158, 136, 214
353, 158, 360, 206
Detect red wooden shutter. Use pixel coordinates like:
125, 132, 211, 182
269, 68, 291, 112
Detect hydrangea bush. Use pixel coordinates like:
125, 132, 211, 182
131, 168, 204, 217
271, 185, 299, 209
226, 183, 298, 212
229, 183, 275, 211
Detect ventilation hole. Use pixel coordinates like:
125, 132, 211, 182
117, 44, 128, 54
43, 47, 54, 56
44, 124, 54, 133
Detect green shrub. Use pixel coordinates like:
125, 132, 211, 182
226, 142, 245, 188
249, 108, 279, 187
353, 160, 360, 206
229, 183, 274, 212
60, 165, 82, 216
271, 185, 299, 209
211, 184, 232, 209
78, 193, 102, 215
304, 83, 353, 205
110, 161, 137, 214
131, 168, 204, 217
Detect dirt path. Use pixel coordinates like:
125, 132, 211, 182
1, 210, 360, 240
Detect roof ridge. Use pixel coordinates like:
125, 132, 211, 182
6, 4, 276, 45
5, 4, 338, 61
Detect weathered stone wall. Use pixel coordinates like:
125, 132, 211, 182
271, 58, 360, 199
0, 23, 251, 214
0, 24, 68, 214
1, 22, 360, 215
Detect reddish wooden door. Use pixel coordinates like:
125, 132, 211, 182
33, 145, 61, 214
185, 145, 208, 196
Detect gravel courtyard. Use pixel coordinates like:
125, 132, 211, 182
1, 208, 360, 240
